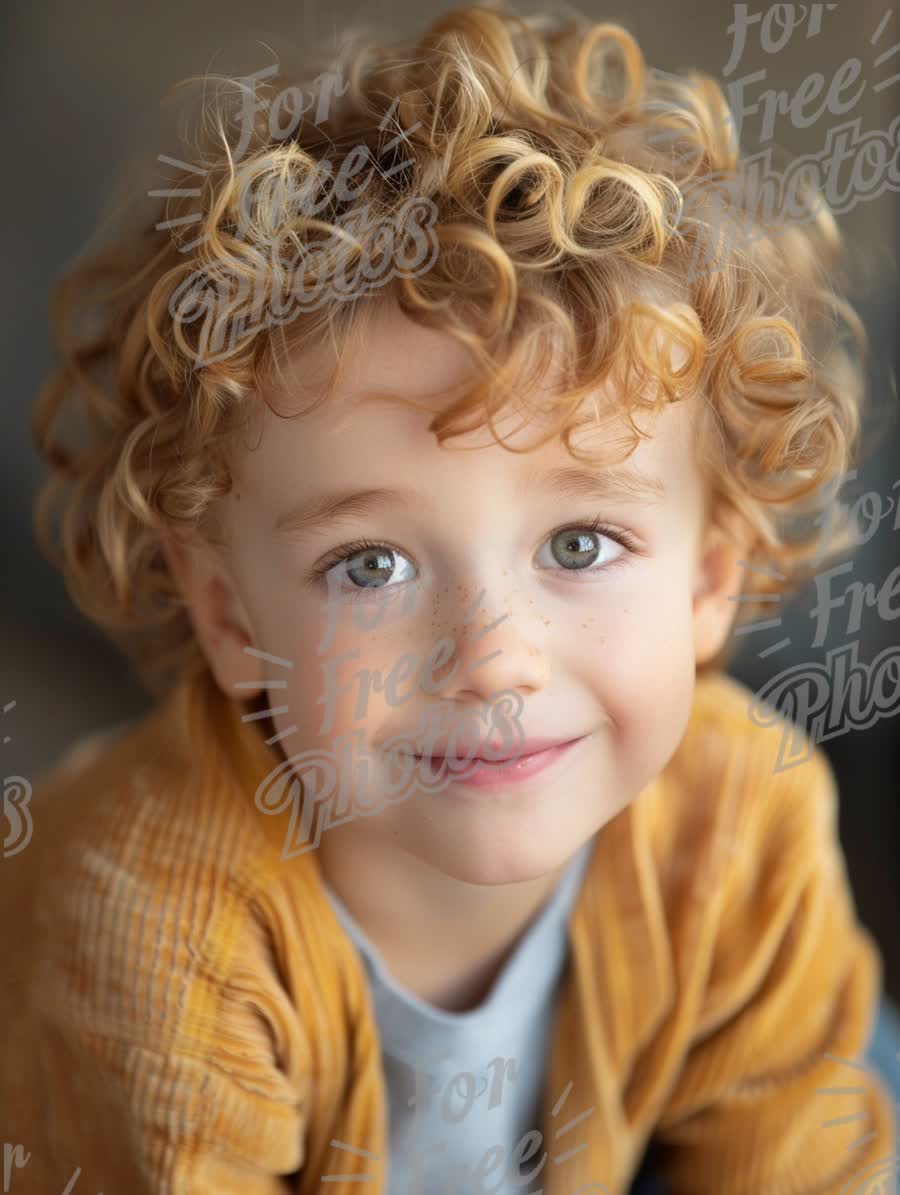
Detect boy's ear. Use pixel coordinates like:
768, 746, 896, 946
160, 527, 266, 700
692, 516, 751, 667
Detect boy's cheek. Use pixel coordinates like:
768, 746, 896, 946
587, 603, 698, 724
273, 634, 410, 746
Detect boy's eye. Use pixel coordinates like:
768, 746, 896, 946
536, 526, 628, 571
325, 544, 416, 593
310, 519, 636, 597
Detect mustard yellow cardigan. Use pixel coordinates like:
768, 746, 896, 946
1, 660, 895, 1194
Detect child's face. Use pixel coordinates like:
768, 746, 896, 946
166, 302, 746, 884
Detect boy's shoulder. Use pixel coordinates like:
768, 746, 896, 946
0, 680, 322, 1176
641, 669, 841, 898
0, 676, 307, 1054
673, 668, 836, 793
27, 682, 280, 892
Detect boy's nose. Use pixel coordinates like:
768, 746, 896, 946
429, 609, 547, 706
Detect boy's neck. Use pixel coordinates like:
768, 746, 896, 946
316, 831, 574, 1014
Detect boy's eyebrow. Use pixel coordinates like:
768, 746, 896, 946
273, 464, 665, 537
524, 462, 667, 505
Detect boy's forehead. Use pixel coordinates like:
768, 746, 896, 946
234, 370, 702, 529
265, 298, 692, 433
239, 302, 703, 501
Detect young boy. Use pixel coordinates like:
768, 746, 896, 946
3, 5, 896, 1193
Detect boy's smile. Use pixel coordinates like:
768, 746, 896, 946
164, 297, 747, 1010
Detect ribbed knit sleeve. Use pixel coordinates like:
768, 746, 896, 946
0, 702, 313, 1195
30, 1024, 303, 1194
652, 740, 897, 1194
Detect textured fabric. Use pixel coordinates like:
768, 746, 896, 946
629, 995, 900, 1195
0, 657, 896, 1194
320, 835, 595, 1193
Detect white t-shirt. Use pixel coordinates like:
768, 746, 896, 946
321, 837, 596, 1195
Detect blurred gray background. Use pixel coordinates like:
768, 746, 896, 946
2, 0, 898, 996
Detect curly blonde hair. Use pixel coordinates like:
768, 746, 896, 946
33, 1, 871, 697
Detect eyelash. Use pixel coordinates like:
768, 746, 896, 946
305, 516, 640, 593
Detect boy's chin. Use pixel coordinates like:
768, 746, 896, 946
408, 823, 600, 888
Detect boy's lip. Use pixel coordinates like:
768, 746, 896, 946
411, 735, 586, 764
